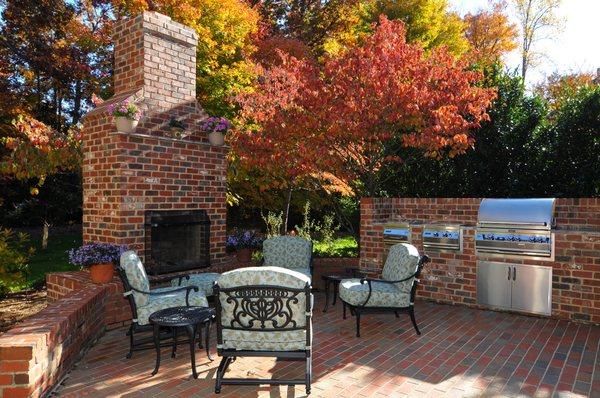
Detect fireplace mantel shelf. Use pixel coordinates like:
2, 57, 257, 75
109, 130, 231, 149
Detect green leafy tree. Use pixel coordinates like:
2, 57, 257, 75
540, 85, 600, 196
380, 69, 548, 197
362, 0, 470, 55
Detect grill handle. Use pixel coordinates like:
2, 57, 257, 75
477, 247, 551, 256
478, 221, 547, 227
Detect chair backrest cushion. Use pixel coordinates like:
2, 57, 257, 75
216, 266, 311, 330
381, 243, 420, 293
120, 251, 151, 306
262, 236, 312, 269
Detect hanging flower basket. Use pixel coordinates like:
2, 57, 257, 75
115, 117, 139, 133
108, 99, 142, 133
201, 116, 231, 146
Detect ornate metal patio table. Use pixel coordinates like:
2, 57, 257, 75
149, 306, 215, 379
322, 267, 364, 312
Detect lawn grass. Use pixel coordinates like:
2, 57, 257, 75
313, 236, 358, 258
14, 232, 82, 292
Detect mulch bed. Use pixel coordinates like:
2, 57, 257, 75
0, 289, 47, 334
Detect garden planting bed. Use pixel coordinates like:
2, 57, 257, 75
0, 290, 47, 334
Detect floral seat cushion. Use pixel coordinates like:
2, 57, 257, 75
216, 266, 312, 352
262, 236, 312, 272
220, 329, 307, 351
171, 272, 221, 296
136, 287, 209, 325
339, 279, 410, 307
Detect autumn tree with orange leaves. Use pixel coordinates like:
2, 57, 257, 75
464, 1, 518, 67
234, 16, 497, 208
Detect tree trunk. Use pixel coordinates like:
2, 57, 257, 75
283, 185, 293, 234
41, 221, 50, 250
72, 80, 82, 124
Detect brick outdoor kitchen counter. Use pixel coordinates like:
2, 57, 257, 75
359, 198, 600, 324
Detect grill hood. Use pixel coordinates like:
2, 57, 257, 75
477, 198, 556, 230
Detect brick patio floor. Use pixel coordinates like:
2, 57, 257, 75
55, 294, 600, 398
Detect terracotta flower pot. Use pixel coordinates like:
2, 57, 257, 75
89, 263, 115, 284
208, 131, 225, 146
115, 116, 138, 133
236, 248, 252, 263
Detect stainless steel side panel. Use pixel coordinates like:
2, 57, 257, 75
477, 261, 511, 310
511, 264, 552, 316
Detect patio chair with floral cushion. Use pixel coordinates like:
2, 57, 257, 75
339, 243, 429, 337
117, 251, 209, 358
261, 236, 313, 279
213, 266, 313, 394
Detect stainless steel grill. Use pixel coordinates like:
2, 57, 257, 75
422, 223, 463, 253
383, 222, 410, 262
475, 198, 556, 260
475, 198, 556, 316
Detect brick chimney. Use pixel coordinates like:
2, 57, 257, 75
113, 12, 197, 113
80, 12, 227, 267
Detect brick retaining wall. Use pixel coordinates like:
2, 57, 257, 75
0, 287, 106, 398
360, 198, 600, 324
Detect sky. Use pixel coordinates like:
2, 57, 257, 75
450, 0, 600, 87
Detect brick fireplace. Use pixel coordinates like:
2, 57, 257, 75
80, 11, 227, 267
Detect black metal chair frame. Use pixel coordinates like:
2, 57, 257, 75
116, 266, 201, 358
261, 239, 314, 276
213, 282, 313, 394
340, 255, 430, 337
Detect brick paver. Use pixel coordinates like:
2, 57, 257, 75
55, 295, 599, 397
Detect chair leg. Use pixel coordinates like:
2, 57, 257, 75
306, 354, 312, 394
126, 324, 134, 359
409, 307, 421, 335
215, 356, 233, 394
356, 312, 361, 337
395, 310, 400, 318
171, 327, 178, 358
343, 302, 347, 319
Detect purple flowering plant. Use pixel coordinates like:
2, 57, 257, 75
107, 98, 142, 121
200, 116, 231, 135
67, 243, 129, 268
226, 230, 263, 250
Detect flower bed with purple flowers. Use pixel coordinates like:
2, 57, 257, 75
226, 230, 263, 250
68, 243, 128, 268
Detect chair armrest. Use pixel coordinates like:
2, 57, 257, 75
360, 271, 419, 285
128, 285, 198, 296
346, 267, 365, 278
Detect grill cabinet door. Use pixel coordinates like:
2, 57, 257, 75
477, 261, 511, 310
511, 264, 552, 316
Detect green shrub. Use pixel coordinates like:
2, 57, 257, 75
261, 211, 283, 238
0, 228, 34, 296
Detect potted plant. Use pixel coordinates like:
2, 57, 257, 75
68, 243, 128, 284
168, 117, 190, 139
108, 99, 142, 133
200, 116, 231, 146
227, 230, 262, 262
